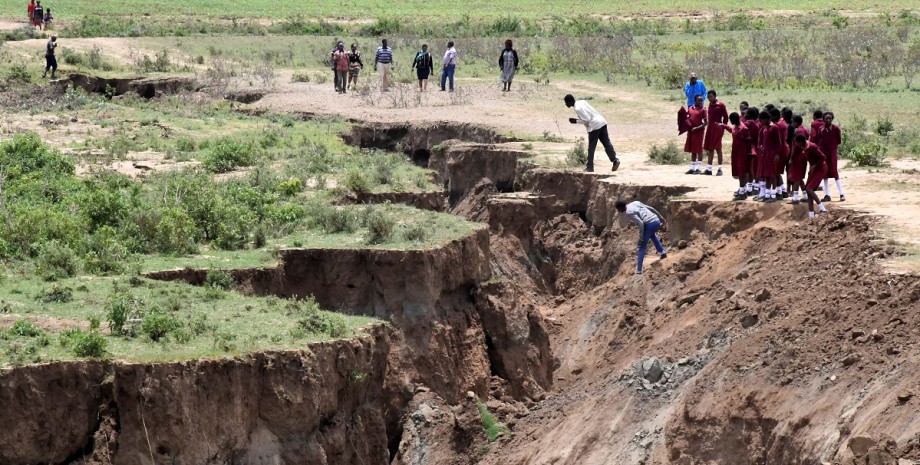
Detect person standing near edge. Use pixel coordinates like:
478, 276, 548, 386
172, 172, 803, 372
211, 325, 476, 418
347, 43, 363, 90
684, 94, 706, 174
374, 39, 393, 92
616, 200, 667, 275
331, 41, 349, 94
412, 44, 433, 92
499, 39, 519, 92
702, 89, 728, 175
27, 0, 35, 23
42, 35, 57, 79
684, 72, 706, 107
564, 94, 620, 173
816, 111, 845, 202
440, 40, 457, 92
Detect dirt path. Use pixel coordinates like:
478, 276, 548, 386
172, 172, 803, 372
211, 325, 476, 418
254, 75, 920, 270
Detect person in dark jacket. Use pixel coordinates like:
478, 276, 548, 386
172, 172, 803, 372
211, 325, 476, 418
412, 44, 434, 91
498, 39, 519, 92
42, 35, 57, 79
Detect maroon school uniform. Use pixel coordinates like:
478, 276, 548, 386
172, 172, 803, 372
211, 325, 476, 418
816, 123, 842, 179
728, 124, 752, 178
803, 142, 828, 189
809, 119, 824, 142
684, 105, 706, 153
787, 127, 809, 181
703, 100, 728, 151
775, 120, 789, 172
758, 122, 783, 178
744, 119, 760, 176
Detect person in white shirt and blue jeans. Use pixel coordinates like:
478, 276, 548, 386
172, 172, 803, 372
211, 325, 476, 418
615, 200, 667, 275
565, 94, 620, 173
441, 41, 457, 91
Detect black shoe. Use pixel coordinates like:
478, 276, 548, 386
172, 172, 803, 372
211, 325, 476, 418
822, 195, 831, 202
782, 192, 789, 199
611, 159, 620, 172
585, 167, 594, 173
703, 170, 713, 175
716, 169, 723, 176
733, 194, 745, 201
839, 195, 846, 202
660, 253, 667, 260
694, 169, 703, 175
791, 199, 800, 205
765, 197, 776, 203
685, 169, 696, 175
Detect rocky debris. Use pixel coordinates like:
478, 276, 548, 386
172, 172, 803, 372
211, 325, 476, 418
842, 353, 862, 367
897, 391, 913, 404
754, 288, 771, 302
740, 314, 759, 328
851, 437, 879, 457
225, 89, 265, 104
637, 357, 664, 383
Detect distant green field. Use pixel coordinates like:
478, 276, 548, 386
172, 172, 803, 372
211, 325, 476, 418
0, 0, 914, 20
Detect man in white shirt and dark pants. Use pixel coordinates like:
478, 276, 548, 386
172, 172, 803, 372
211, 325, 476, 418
440, 41, 457, 92
564, 94, 620, 172
615, 200, 667, 275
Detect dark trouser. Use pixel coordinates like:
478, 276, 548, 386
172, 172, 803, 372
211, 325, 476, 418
637, 220, 665, 273
44, 55, 57, 76
440, 64, 455, 90
587, 124, 617, 170
334, 70, 348, 92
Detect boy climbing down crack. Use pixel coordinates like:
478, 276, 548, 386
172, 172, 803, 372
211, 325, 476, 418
616, 200, 667, 275
564, 94, 620, 173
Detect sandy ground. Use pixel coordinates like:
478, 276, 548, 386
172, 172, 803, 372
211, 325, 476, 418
253, 74, 920, 271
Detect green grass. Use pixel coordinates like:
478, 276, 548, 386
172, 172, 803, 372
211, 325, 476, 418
1, 1, 916, 20
0, 273, 378, 367
475, 397, 510, 443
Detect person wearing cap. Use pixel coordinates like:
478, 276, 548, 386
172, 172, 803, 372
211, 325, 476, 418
563, 94, 620, 173
684, 73, 706, 108
42, 35, 57, 79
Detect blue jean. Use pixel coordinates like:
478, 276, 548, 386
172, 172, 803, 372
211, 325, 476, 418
637, 220, 665, 273
441, 64, 455, 90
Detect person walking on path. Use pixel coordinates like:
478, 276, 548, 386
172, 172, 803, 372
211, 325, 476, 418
32, 1, 43, 30
374, 39, 393, 92
499, 39, 519, 92
564, 94, 620, 173
616, 200, 667, 275
347, 43, 363, 90
27, 0, 35, 23
412, 44, 433, 91
684, 73, 706, 107
43, 7, 52, 27
440, 41, 457, 92
331, 41, 350, 94
684, 94, 706, 174
42, 35, 57, 79
703, 89, 728, 175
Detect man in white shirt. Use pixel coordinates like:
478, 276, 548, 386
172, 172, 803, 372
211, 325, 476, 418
440, 41, 457, 92
564, 94, 620, 172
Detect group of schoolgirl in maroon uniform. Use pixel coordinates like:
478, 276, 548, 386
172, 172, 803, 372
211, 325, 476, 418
683, 90, 845, 218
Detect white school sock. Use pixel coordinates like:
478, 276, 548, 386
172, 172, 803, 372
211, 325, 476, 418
759, 181, 766, 193
808, 211, 815, 218
792, 191, 799, 201
706, 164, 712, 172
823, 179, 829, 193
745, 182, 752, 192
835, 179, 845, 196
818, 203, 827, 212
717, 164, 723, 172
689, 161, 695, 171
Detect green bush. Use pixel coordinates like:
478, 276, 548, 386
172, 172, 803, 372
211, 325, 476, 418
276, 178, 302, 197
106, 290, 144, 337
203, 138, 257, 173
296, 311, 348, 338
847, 138, 888, 167
36, 240, 80, 281
205, 270, 235, 290
84, 226, 131, 275
9, 320, 43, 337
401, 224, 428, 243
141, 309, 180, 342
291, 71, 311, 83
36, 284, 74, 303
155, 208, 198, 255
565, 138, 587, 167
373, 159, 395, 185
875, 118, 895, 137
648, 141, 685, 165
475, 397, 509, 443
61, 329, 108, 358
344, 169, 372, 194
364, 210, 394, 245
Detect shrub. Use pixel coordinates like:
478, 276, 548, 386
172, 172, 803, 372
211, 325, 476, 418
106, 290, 144, 336
316, 206, 359, 233
202, 138, 257, 173
565, 138, 587, 167
141, 309, 180, 341
847, 138, 888, 167
36, 284, 74, 303
61, 329, 108, 358
84, 226, 131, 275
364, 210, 394, 245
475, 397, 509, 442
401, 223, 428, 243
344, 169, 372, 194
648, 141, 685, 165
296, 310, 349, 338
155, 208, 198, 255
373, 159, 395, 185
36, 240, 80, 281
205, 269, 235, 290
276, 178, 302, 197
875, 118, 895, 137
9, 320, 43, 337
291, 71, 311, 83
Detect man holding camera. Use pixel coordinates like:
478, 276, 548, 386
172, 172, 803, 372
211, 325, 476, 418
564, 94, 620, 173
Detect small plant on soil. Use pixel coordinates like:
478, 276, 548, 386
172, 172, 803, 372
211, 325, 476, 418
60, 328, 108, 358
291, 71, 311, 83
36, 284, 74, 304
364, 210, 395, 245
36, 240, 81, 281
401, 224, 428, 243
565, 138, 587, 167
205, 270, 235, 290
648, 141, 685, 165
141, 309, 181, 342
106, 289, 145, 337
8, 320, 43, 338
475, 397, 510, 443
344, 169, 372, 194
